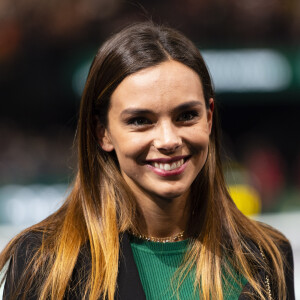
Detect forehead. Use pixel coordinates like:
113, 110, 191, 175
110, 60, 205, 111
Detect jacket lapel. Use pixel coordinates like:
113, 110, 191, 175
238, 269, 266, 300
115, 232, 146, 300
238, 240, 266, 300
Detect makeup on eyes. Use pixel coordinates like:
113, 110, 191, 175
122, 101, 204, 128
126, 117, 152, 127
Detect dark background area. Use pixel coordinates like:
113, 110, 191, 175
0, 0, 299, 212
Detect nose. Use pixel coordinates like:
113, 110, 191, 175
153, 121, 182, 152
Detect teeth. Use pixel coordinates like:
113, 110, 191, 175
152, 159, 184, 171
164, 164, 171, 171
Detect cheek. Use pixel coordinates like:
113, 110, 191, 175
184, 128, 210, 150
112, 133, 151, 162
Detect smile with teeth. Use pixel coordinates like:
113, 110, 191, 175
152, 159, 184, 171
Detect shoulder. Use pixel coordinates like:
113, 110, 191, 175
257, 225, 295, 299
266, 238, 295, 300
3, 231, 92, 300
278, 239, 295, 299
3, 231, 44, 299
254, 222, 294, 272
258, 223, 294, 280
10, 230, 44, 270
241, 232, 295, 300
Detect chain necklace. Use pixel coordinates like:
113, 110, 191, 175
129, 230, 185, 243
258, 242, 273, 300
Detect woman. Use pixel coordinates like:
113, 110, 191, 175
0, 22, 294, 300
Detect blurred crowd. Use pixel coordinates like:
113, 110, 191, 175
0, 0, 300, 215
1, 0, 300, 48
0, 123, 75, 185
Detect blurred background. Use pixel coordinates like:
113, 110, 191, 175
0, 0, 299, 297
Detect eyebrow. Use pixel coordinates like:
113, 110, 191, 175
121, 108, 153, 117
174, 101, 203, 112
120, 101, 203, 117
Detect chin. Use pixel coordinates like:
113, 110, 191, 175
153, 188, 188, 201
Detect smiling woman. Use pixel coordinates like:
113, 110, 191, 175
0, 22, 295, 300
100, 60, 212, 204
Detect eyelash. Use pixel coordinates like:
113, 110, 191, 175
127, 117, 152, 127
177, 110, 199, 122
126, 110, 199, 127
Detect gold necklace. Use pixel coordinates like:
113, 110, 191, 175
129, 230, 185, 243
258, 242, 273, 300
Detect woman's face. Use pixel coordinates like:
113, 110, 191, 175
98, 60, 213, 202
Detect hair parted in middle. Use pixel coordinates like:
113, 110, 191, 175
79, 20, 219, 239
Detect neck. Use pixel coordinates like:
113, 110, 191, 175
133, 190, 190, 239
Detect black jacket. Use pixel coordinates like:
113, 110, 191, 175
3, 232, 295, 299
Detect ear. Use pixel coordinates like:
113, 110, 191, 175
207, 98, 214, 134
95, 118, 114, 152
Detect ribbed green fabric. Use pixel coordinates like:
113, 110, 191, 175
130, 236, 247, 300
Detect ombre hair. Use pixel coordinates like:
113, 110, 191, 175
0, 22, 288, 300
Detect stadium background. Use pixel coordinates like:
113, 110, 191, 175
0, 0, 299, 297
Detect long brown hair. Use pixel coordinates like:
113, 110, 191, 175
0, 22, 288, 300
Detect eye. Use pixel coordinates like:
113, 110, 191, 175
177, 110, 199, 122
127, 117, 152, 127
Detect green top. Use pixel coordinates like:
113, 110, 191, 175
130, 236, 247, 300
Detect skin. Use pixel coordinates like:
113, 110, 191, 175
98, 60, 213, 238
